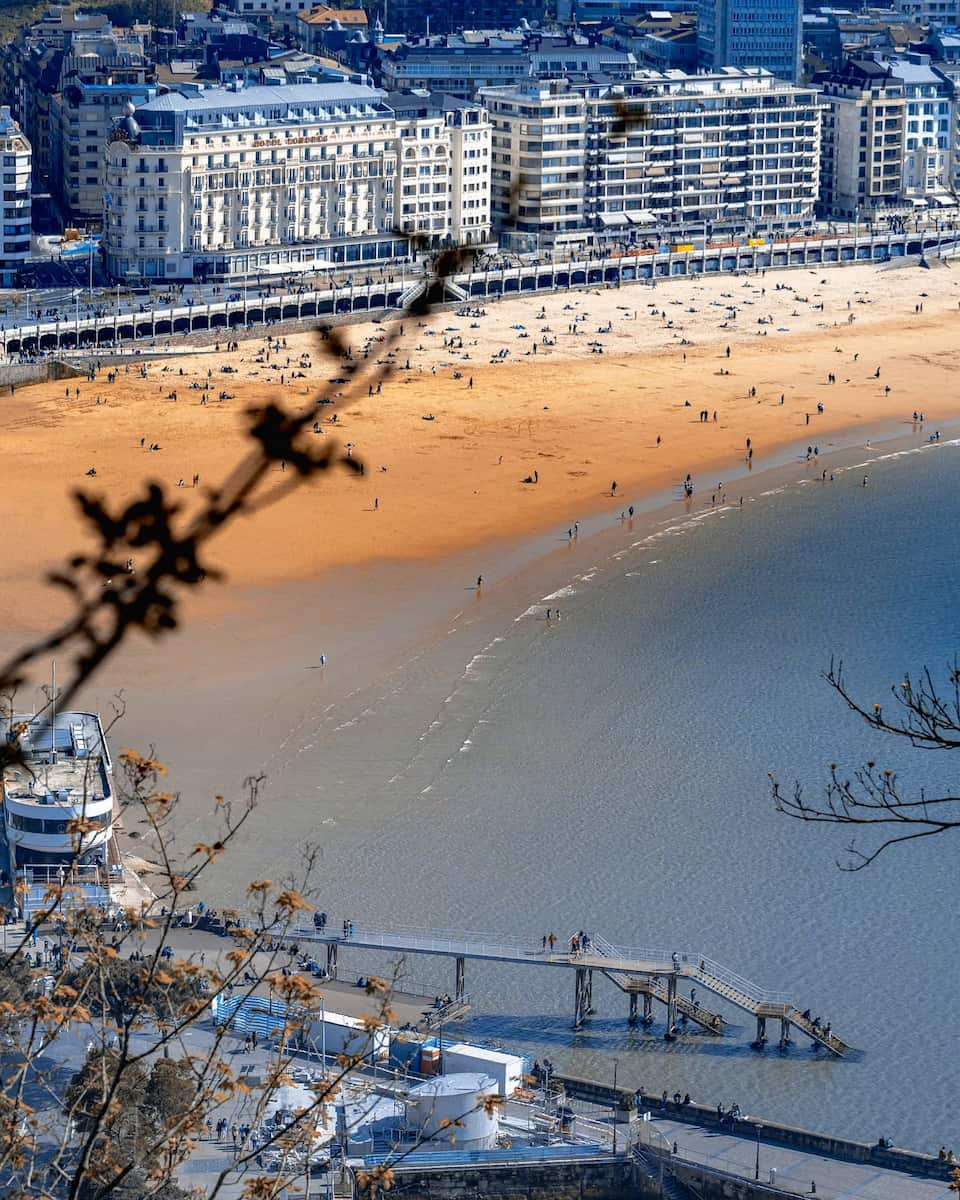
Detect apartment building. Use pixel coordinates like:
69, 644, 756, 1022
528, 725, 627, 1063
698, 0, 803, 82
387, 92, 492, 244
483, 69, 821, 248
102, 82, 491, 280
888, 52, 956, 206
380, 0, 547, 38
0, 107, 32, 285
0, 9, 123, 191
895, 0, 960, 31
379, 32, 637, 100
817, 58, 908, 218
484, 81, 586, 245
37, 26, 157, 221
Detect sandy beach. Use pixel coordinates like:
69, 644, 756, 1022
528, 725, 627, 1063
0, 259, 957, 638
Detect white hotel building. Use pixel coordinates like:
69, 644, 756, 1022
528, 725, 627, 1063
103, 82, 491, 281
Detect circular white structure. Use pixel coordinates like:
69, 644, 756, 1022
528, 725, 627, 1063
406, 1072, 498, 1150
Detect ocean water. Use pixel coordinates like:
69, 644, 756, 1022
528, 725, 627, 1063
289, 435, 960, 1152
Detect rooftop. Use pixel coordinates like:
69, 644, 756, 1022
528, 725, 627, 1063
138, 80, 384, 112
2, 712, 111, 806
298, 4, 368, 24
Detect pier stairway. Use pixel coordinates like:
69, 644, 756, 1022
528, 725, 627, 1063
590, 935, 724, 1035
782, 1010, 849, 1057
611, 945, 850, 1057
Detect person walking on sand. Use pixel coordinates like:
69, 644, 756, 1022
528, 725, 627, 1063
477, 575, 483, 589
611, 480, 618, 495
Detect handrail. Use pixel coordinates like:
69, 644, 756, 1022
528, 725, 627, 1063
591, 934, 791, 1005
291, 922, 793, 1007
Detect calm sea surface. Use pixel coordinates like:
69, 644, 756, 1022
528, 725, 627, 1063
289, 435, 960, 1152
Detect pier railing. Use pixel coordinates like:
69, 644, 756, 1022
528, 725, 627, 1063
589, 935, 792, 1007
281, 918, 845, 1052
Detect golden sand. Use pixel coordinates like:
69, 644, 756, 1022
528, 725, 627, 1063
1, 261, 956, 635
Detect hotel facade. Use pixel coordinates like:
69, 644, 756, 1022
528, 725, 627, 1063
103, 82, 491, 280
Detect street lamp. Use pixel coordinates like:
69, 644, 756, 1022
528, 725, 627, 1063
612, 1059, 619, 1153
320, 994, 326, 1072
754, 1123, 762, 1180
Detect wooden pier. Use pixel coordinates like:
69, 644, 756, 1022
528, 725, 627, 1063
289, 921, 849, 1057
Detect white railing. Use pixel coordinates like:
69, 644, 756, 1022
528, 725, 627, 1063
591, 934, 791, 1007
289, 922, 793, 1007
291, 921, 545, 962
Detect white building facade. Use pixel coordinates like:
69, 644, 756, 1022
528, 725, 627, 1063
103, 82, 490, 280
483, 69, 821, 248
884, 54, 956, 207
388, 92, 492, 244
0, 106, 31, 285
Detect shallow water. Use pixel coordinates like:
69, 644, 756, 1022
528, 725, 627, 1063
83, 429, 960, 1154
281, 435, 960, 1151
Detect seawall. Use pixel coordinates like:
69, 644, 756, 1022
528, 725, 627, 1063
557, 1074, 952, 1182
383, 1156, 656, 1199
0, 358, 85, 388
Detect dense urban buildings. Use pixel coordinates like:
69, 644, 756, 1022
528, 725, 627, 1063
0, 107, 32, 285
697, 0, 803, 82
379, 31, 637, 100
484, 69, 821, 249
381, 0, 546, 38
102, 82, 492, 280
0, 0, 959, 280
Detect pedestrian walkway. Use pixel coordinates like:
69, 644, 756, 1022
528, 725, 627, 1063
651, 1118, 953, 1199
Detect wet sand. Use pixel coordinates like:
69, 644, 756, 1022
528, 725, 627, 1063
0, 260, 956, 639
0, 259, 957, 885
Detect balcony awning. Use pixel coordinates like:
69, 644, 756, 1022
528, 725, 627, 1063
625, 209, 656, 224
598, 212, 629, 227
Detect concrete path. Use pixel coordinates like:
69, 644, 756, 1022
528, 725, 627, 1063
652, 1117, 954, 1199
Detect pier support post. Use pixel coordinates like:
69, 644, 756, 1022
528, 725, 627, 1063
666, 974, 678, 1036
574, 968, 589, 1028
755, 1016, 767, 1047
629, 993, 639, 1025
642, 992, 653, 1025
326, 942, 338, 980
455, 956, 465, 1001
779, 1016, 791, 1050
586, 969, 594, 1015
